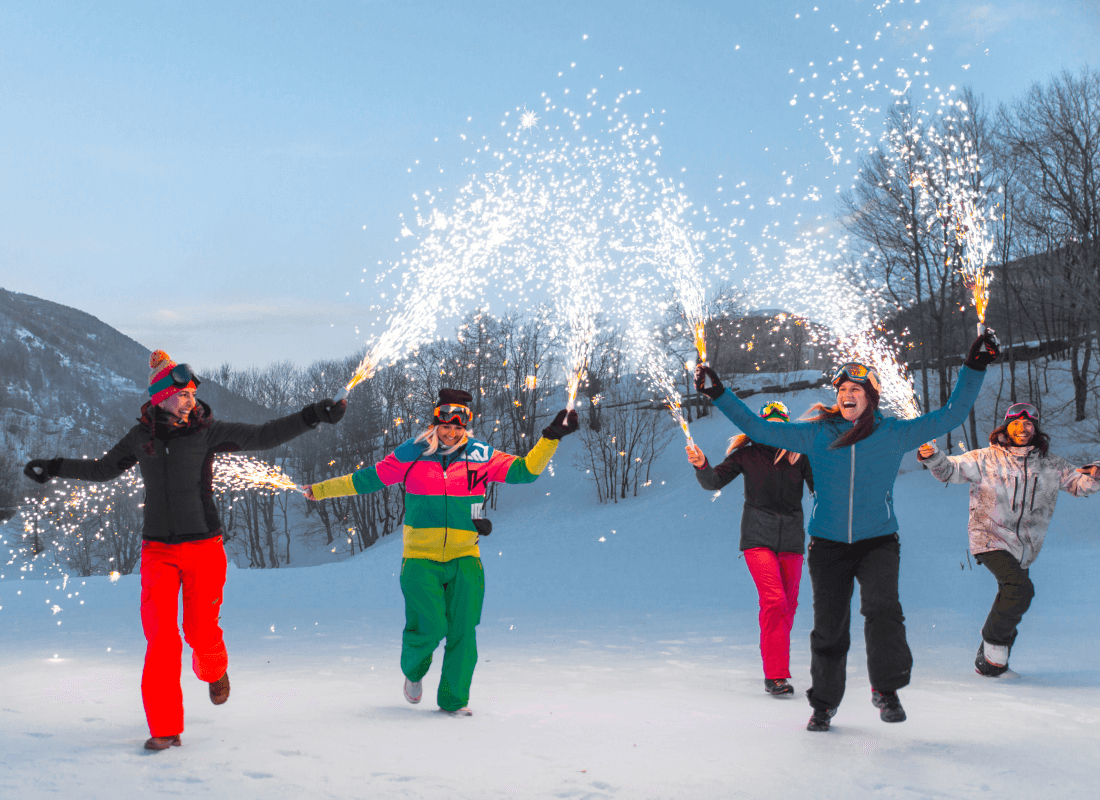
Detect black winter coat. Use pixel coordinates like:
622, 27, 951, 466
695, 443, 814, 554
55, 400, 316, 544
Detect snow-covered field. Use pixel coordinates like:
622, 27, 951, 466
3, 370, 1100, 798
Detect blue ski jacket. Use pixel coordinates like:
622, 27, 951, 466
711, 366, 986, 544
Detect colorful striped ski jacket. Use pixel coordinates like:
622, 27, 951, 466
310, 434, 558, 561
712, 366, 986, 544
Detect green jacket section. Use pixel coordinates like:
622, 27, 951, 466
311, 434, 559, 561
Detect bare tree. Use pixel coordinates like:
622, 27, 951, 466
998, 67, 1100, 419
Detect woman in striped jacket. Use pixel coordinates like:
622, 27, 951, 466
305, 389, 578, 715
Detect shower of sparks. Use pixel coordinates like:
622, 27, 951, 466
9, 455, 307, 577
836, 329, 922, 420
946, 189, 996, 326
747, 235, 922, 420
633, 327, 694, 444
214, 454, 306, 495
641, 206, 710, 366
350, 83, 744, 403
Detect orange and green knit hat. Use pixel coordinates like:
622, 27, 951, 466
148, 350, 197, 405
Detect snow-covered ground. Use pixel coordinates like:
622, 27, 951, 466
3, 367, 1100, 798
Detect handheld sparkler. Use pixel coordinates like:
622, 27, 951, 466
693, 319, 716, 392
946, 189, 996, 337
565, 359, 587, 413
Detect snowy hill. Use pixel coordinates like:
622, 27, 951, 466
2, 366, 1099, 798
0, 288, 271, 520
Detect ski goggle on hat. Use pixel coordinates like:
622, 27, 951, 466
149, 363, 202, 397
434, 403, 472, 427
1004, 402, 1039, 424
760, 401, 790, 422
831, 362, 881, 393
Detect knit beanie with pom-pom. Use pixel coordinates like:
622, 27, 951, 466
148, 350, 196, 405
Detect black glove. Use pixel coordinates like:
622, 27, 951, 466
302, 399, 347, 427
693, 364, 725, 400
964, 329, 1000, 371
542, 409, 579, 440
24, 458, 61, 484
473, 518, 493, 536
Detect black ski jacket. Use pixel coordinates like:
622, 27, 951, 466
695, 443, 814, 554
54, 400, 316, 544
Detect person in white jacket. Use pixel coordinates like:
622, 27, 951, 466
917, 403, 1100, 676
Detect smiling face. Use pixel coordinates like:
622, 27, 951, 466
435, 423, 466, 448
160, 388, 196, 424
836, 381, 869, 422
1006, 417, 1035, 446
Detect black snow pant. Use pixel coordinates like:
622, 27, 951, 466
805, 534, 913, 712
974, 550, 1034, 649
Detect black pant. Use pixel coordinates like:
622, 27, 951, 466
974, 550, 1034, 648
806, 534, 913, 711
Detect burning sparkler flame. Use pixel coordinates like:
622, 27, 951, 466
693, 320, 707, 365
945, 186, 995, 331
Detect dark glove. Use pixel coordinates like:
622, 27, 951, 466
964, 328, 1000, 371
473, 518, 493, 537
24, 458, 61, 484
302, 399, 347, 427
542, 409, 579, 440
693, 364, 725, 400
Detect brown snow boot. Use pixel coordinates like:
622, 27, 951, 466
209, 672, 230, 705
144, 735, 181, 751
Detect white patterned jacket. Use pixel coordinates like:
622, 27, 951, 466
923, 444, 1099, 567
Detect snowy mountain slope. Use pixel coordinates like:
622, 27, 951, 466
0, 288, 277, 523
2, 369, 1099, 798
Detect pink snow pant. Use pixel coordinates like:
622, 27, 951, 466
139, 537, 229, 737
743, 548, 803, 680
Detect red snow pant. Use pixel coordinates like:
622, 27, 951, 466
743, 548, 803, 680
139, 537, 228, 736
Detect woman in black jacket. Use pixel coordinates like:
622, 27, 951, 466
687, 401, 813, 696
24, 350, 345, 751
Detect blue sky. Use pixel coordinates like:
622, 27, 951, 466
1, 0, 1096, 370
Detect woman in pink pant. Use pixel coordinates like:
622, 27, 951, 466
687, 401, 813, 696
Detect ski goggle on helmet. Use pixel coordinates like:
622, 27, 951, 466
434, 403, 472, 427
1004, 402, 1039, 424
760, 401, 790, 422
831, 362, 881, 393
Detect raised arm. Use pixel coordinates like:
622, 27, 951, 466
895, 332, 999, 450
711, 390, 818, 453
210, 399, 346, 453
893, 366, 985, 450
697, 365, 817, 453
483, 409, 577, 485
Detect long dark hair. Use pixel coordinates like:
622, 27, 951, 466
989, 421, 1050, 455
802, 380, 881, 449
726, 434, 802, 465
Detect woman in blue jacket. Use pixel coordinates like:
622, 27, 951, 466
694, 332, 998, 732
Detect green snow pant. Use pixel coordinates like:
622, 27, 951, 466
399, 556, 485, 711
